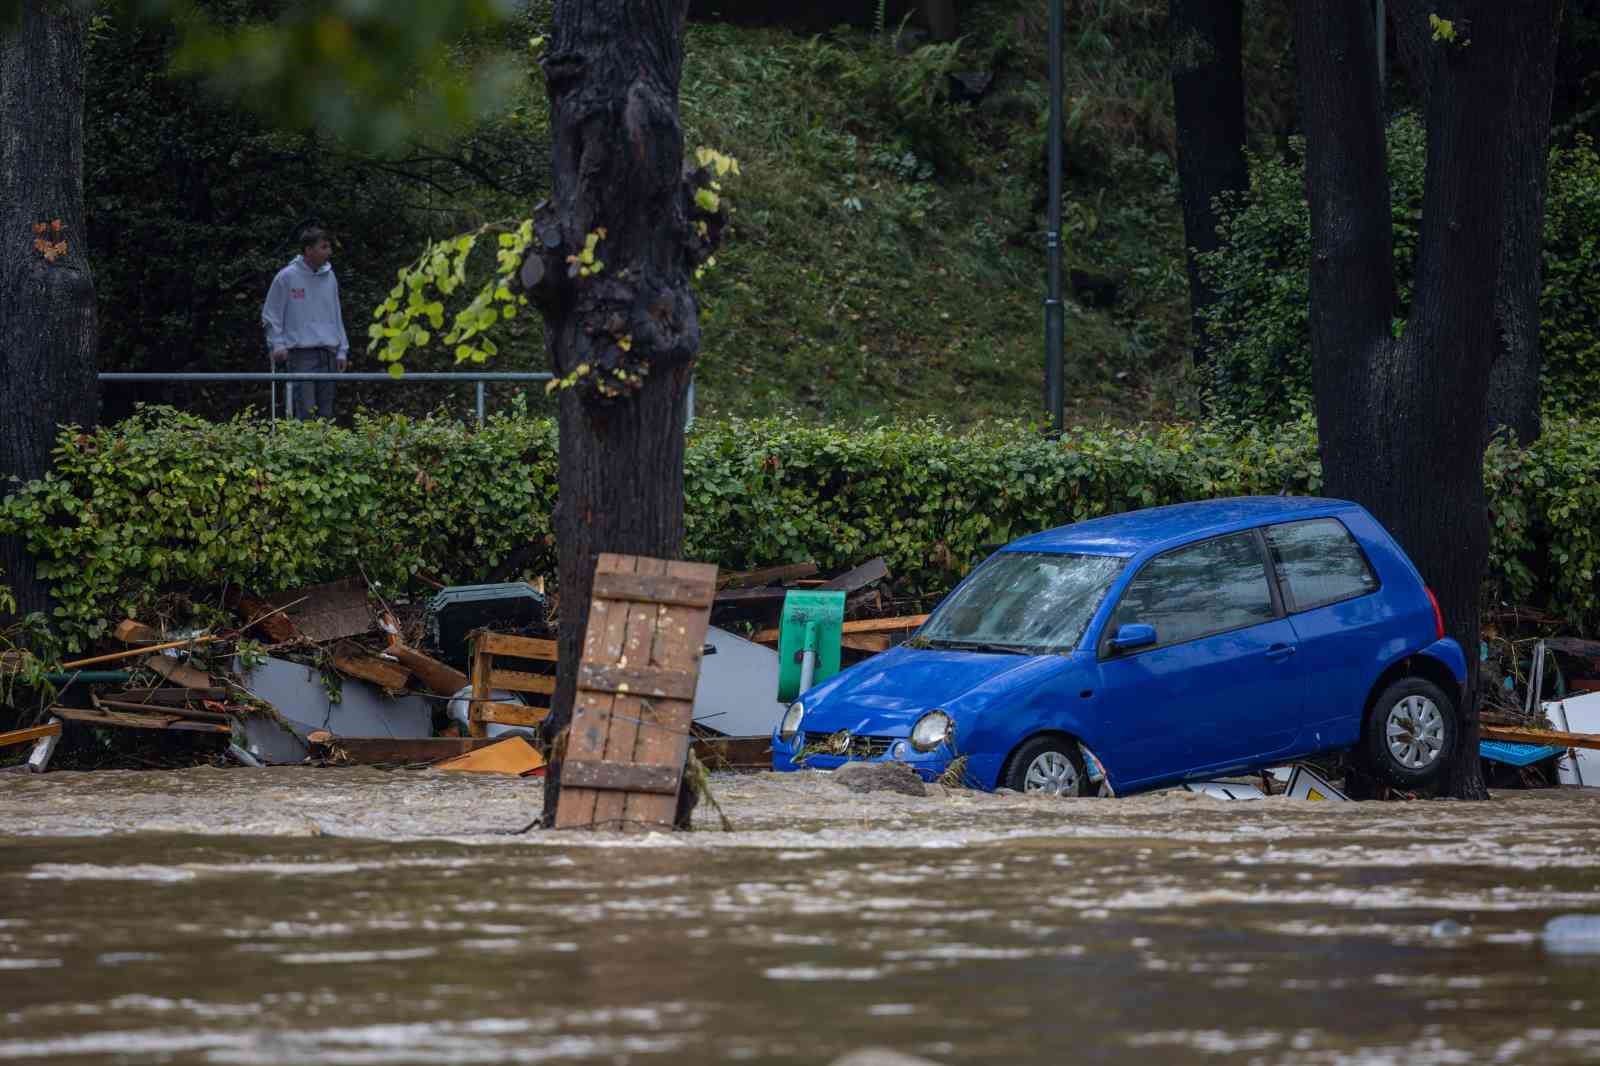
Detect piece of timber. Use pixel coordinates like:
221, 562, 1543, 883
436, 736, 546, 776
476, 702, 550, 728
486, 668, 557, 696
93, 698, 232, 725
561, 759, 681, 795
114, 619, 162, 644
477, 633, 559, 662
576, 662, 699, 702
332, 651, 412, 692
388, 643, 469, 696
142, 655, 214, 690
237, 594, 301, 643
753, 613, 929, 645
690, 735, 772, 770
1481, 723, 1600, 751
0, 723, 62, 749
717, 561, 819, 590
841, 634, 892, 654
308, 735, 502, 765
820, 557, 890, 593
591, 572, 718, 609
51, 706, 230, 734
60, 634, 225, 671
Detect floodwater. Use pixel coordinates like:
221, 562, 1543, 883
3, 768, 1600, 1064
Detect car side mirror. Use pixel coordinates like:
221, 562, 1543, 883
1110, 623, 1157, 652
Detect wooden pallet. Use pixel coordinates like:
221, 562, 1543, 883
468, 632, 558, 737
555, 554, 718, 832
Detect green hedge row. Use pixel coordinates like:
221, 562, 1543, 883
3, 407, 1597, 652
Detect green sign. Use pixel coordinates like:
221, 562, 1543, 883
776, 589, 846, 703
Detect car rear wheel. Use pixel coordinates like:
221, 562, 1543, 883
1003, 736, 1089, 797
1360, 677, 1457, 789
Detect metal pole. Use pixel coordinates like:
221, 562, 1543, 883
475, 380, 486, 426
1044, 0, 1065, 433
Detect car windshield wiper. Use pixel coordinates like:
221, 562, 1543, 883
919, 638, 1033, 655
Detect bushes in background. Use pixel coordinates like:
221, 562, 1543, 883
3, 410, 1597, 653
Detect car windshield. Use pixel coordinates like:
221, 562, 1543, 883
917, 552, 1125, 653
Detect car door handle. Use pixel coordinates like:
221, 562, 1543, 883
1265, 643, 1297, 661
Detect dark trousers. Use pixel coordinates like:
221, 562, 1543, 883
287, 347, 336, 420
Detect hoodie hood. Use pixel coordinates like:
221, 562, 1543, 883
293, 254, 333, 276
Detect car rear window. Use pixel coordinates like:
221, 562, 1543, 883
1108, 532, 1276, 649
1265, 518, 1379, 611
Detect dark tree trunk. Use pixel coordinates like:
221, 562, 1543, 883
1298, 0, 1562, 800
0, 1, 98, 622
520, 0, 723, 828
1169, 0, 1249, 385
1390, 0, 1562, 445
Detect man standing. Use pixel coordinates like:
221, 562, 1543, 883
262, 225, 349, 420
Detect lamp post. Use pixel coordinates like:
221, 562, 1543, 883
1044, 0, 1065, 433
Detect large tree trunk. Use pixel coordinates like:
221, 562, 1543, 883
521, 0, 722, 828
1169, 0, 1248, 387
1298, 0, 1561, 800
1391, 0, 1561, 445
0, 1, 98, 621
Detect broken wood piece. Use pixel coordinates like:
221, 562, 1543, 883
435, 736, 546, 776
60, 634, 225, 671
0, 722, 61, 749
388, 643, 469, 696
237, 594, 301, 643
820, 557, 890, 593
717, 561, 819, 590
752, 613, 929, 645
92, 697, 232, 726
841, 634, 892, 654
476, 632, 559, 662
50, 705, 230, 734
141, 654, 214, 690
332, 650, 413, 693
1482, 723, 1600, 751
475, 702, 550, 728
561, 758, 680, 794
486, 668, 556, 696
114, 619, 162, 645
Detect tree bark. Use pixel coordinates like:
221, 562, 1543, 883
522, 0, 723, 828
1298, 0, 1561, 800
0, 1, 98, 621
1169, 0, 1248, 386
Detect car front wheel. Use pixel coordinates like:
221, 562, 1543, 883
1360, 677, 1458, 789
1003, 736, 1090, 797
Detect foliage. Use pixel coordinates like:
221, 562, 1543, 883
6, 411, 1599, 654
1198, 116, 1600, 424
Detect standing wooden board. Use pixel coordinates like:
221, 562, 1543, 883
555, 554, 718, 832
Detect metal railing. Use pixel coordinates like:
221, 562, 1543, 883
96, 370, 696, 426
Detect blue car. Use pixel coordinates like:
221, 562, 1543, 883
771, 497, 1467, 797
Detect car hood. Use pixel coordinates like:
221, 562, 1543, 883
798, 646, 1079, 735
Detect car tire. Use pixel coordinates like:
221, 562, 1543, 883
1360, 677, 1458, 789
1002, 735, 1090, 797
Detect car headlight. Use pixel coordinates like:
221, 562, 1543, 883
779, 702, 805, 741
910, 710, 952, 752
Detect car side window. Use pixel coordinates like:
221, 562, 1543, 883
1108, 532, 1277, 650
1265, 518, 1379, 611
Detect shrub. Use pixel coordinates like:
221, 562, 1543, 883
1198, 116, 1600, 424
3, 411, 1597, 653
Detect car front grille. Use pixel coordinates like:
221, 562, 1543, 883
802, 731, 893, 759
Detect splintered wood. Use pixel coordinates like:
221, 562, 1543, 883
554, 554, 717, 832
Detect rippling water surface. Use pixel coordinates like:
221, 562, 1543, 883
2, 768, 1599, 1064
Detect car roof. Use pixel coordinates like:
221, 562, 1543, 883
1002, 496, 1365, 558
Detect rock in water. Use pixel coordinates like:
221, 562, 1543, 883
1542, 914, 1600, 955
833, 761, 927, 797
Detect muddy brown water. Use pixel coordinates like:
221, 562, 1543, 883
2, 768, 1599, 1064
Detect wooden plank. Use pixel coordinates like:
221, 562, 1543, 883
60, 634, 224, 671
752, 613, 929, 645
475, 702, 551, 728
717, 561, 818, 590
820, 557, 890, 592
51, 706, 230, 734
1482, 723, 1600, 751
468, 631, 494, 739
592, 571, 717, 608
142, 655, 214, 690
93, 698, 232, 726
486, 668, 557, 695
563, 759, 681, 794
389, 643, 468, 697
436, 736, 546, 776
0, 723, 61, 749
333, 651, 412, 693
690, 735, 771, 770
115, 619, 162, 644
577, 662, 698, 702
841, 634, 891, 654
561, 554, 635, 830
590, 556, 666, 830
478, 633, 559, 662
308, 735, 501, 765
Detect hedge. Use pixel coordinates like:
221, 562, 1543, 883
2, 407, 1597, 653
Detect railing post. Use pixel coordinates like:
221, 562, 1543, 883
476, 380, 486, 426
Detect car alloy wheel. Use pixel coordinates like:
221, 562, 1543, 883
1023, 750, 1081, 796
1385, 694, 1445, 770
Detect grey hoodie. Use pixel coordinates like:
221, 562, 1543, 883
261, 255, 350, 359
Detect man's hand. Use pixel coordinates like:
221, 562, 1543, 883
336, 356, 349, 372
269, 348, 288, 365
